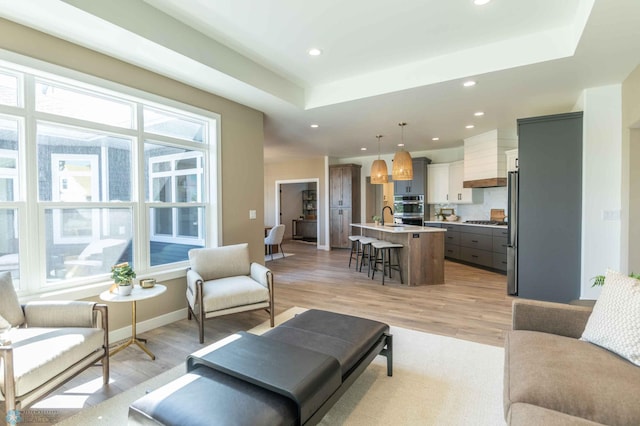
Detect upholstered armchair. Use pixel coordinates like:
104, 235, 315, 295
0, 272, 109, 421
186, 243, 274, 343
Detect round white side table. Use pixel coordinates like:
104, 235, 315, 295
100, 284, 167, 360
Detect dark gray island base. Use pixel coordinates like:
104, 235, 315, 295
128, 309, 392, 426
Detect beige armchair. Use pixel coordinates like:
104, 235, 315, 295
186, 243, 274, 343
0, 272, 109, 422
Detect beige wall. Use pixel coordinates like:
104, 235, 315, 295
0, 19, 265, 331
622, 65, 640, 274
264, 157, 327, 247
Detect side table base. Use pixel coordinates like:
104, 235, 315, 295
110, 337, 156, 360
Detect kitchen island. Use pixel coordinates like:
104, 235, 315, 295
351, 223, 446, 286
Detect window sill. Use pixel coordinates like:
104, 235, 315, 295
19, 267, 188, 303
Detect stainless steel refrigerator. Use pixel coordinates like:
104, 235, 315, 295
507, 171, 518, 295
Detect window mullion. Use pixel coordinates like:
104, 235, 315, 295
21, 74, 44, 294
135, 103, 147, 271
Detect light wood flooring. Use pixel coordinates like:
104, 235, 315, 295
13, 240, 514, 423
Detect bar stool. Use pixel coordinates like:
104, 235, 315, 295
358, 237, 379, 275
348, 235, 362, 269
371, 241, 404, 285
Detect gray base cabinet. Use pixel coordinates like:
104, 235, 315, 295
430, 223, 507, 272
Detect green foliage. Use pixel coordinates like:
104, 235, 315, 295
591, 272, 639, 287
372, 215, 381, 222
591, 275, 606, 287
111, 262, 136, 286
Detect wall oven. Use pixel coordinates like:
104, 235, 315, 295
393, 195, 424, 225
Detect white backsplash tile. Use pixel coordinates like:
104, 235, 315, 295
429, 187, 508, 221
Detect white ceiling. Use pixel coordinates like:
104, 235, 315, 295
1, 0, 639, 162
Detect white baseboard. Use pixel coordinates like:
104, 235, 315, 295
109, 308, 187, 343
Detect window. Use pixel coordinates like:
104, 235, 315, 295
0, 59, 217, 295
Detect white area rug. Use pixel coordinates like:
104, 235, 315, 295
58, 307, 505, 425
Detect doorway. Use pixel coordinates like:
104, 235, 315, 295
275, 179, 319, 247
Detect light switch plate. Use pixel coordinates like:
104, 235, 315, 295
249, 210, 257, 220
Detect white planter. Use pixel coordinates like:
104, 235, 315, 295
117, 285, 133, 296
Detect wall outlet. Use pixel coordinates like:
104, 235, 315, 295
602, 209, 620, 221
249, 210, 257, 220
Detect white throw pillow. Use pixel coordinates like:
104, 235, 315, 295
581, 269, 640, 366
0, 271, 25, 327
0, 313, 10, 330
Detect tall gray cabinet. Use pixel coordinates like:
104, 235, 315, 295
330, 164, 361, 248
516, 112, 583, 303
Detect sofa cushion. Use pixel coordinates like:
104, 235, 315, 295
0, 327, 104, 398
581, 269, 640, 366
0, 271, 25, 327
505, 330, 640, 425
202, 276, 269, 312
189, 244, 250, 281
508, 403, 606, 426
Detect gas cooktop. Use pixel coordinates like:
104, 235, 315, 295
464, 220, 508, 226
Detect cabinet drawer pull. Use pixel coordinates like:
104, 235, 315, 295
471, 240, 478, 243
471, 255, 478, 258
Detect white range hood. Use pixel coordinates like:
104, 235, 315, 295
463, 129, 517, 188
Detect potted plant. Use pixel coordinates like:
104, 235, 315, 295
111, 262, 136, 296
372, 215, 381, 226
592, 271, 640, 287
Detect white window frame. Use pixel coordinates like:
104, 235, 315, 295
148, 151, 204, 246
0, 53, 220, 299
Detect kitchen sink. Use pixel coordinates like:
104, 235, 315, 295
384, 224, 405, 228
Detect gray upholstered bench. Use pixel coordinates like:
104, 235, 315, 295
129, 309, 392, 425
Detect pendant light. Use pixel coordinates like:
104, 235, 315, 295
370, 134, 388, 184
392, 122, 413, 181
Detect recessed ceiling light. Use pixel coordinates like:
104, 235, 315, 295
463, 80, 476, 87
360, 147, 367, 151
310, 124, 319, 128
465, 125, 475, 129
474, 0, 491, 5
397, 143, 405, 147
474, 111, 485, 116
432, 137, 440, 141
308, 48, 322, 56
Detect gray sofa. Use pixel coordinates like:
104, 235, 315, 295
504, 299, 640, 425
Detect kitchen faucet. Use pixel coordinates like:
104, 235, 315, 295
381, 205, 393, 226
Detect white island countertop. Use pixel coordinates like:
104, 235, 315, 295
352, 223, 446, 233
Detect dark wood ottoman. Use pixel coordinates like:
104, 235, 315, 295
129, 309, 392, 425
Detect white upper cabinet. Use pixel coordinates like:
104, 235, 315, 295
449, 161, 482, 204
505, 148, 518, 172
428, 161, 483, 205
427, 163, 449, 204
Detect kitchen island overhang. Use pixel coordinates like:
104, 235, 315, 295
351, 223, 446, 286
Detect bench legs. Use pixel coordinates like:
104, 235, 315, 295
381, 333, 393, 376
